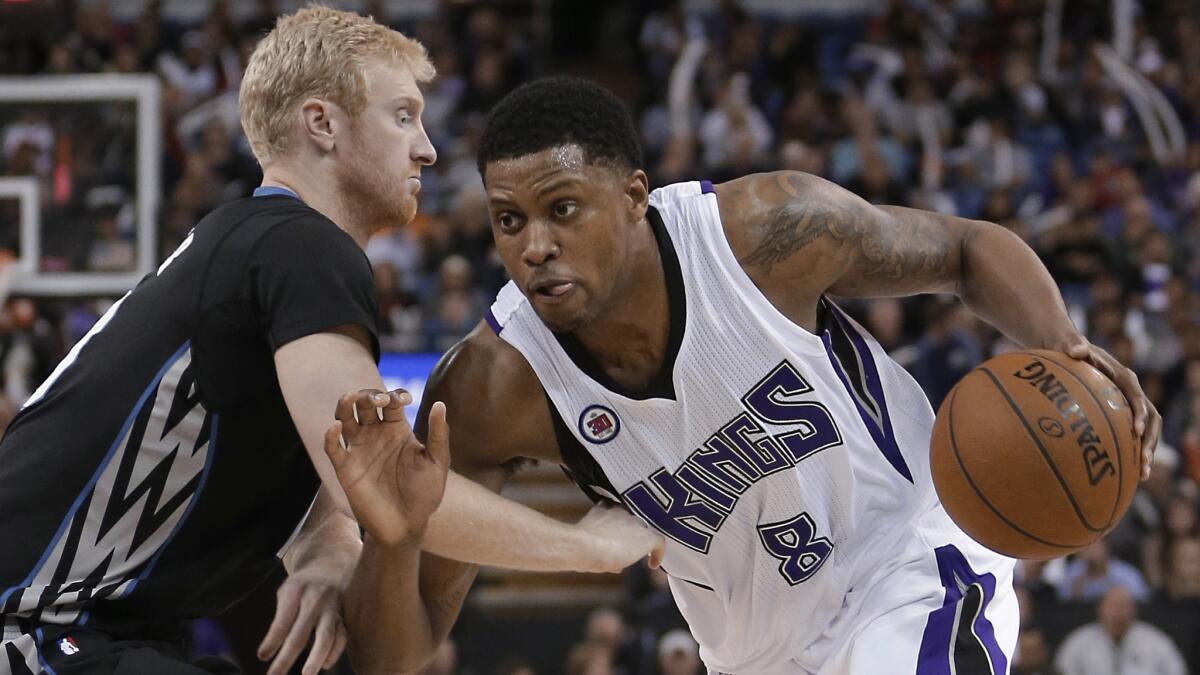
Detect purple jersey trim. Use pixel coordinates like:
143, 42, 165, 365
700, 180, 715, 194
484, 308, 502, 334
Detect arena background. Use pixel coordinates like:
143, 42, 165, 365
3, 0, 1200, 673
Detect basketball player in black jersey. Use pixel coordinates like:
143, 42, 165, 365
0, 10, 659, 675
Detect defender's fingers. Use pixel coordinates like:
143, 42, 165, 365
425, 401, 451, 467
323, 422, 348, 470
354, 390, 388, 426
301, 611, 338, 675
257, 581, 300, 660
648, 544, 664, 569
267, 593, 321, 675
323, 623, 347, 669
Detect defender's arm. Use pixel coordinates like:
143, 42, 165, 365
342, 324, 661, 675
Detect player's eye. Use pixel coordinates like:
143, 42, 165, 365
396, 111, 412, 125
553, 201, 577, 219
496, 212, 523, 233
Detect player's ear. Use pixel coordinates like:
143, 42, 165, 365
624, 169, 649, 219
299, 98, 338, 153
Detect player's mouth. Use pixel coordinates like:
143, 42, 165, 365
530, 278, 576, 303
407, 176, 421, 192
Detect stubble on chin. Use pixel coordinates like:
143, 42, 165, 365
336, 153, 416, 232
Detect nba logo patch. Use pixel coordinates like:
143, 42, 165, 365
579, 405, 620, 444
58, 636, 80, 655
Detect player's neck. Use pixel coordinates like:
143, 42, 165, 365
259, 166, 372, 248
571, 227, 670, 391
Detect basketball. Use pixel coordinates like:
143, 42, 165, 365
930, 349, 1140, 560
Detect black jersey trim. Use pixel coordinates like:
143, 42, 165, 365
550, 206, 686, 401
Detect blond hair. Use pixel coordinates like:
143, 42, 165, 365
239, 5, 435, 164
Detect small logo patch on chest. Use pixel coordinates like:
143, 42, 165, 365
579, 405, 621, 444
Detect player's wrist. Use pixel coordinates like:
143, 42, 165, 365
573, 517, 634, 574
366, 522, 428, 553
284, 510, 362, 577
1030, 326, 1086, 352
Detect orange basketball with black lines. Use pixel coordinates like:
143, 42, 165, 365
930, 349, 1139, 560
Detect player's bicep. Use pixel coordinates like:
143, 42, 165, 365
727, 171, 972, 298
416, 325, 550, 483
827, 204, 971, 298
274, 324, 383, 514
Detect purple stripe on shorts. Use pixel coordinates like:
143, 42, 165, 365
917, 544, 1008, 675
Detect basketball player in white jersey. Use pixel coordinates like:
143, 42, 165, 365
330, 77, 1160, 673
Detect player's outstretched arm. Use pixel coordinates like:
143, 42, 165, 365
716, 170, 1160, 475
328, 389, 451, 675
339, 326, 661, 674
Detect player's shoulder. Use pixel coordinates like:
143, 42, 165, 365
214, 199, 366, 274
203, 195, 323, 228
712, 171, 857, 272
425, 321, 560, 467
431, 322, 538, 396
711, 171, 839, 225
201, 197, 348, 249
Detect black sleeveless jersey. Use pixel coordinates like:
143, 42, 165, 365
0, 194, 379, 636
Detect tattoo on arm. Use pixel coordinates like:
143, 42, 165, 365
740, 200, 854, 270
738, 173, 954, 286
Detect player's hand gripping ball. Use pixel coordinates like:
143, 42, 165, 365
930, 350, 1140, 559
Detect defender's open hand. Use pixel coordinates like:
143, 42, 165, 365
259, 560, 348, 675
576, 503, 666, 573
323, 389, 450, 547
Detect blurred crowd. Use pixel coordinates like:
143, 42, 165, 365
3, 0, 1200, 673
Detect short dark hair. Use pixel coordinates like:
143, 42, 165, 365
476, 76, 643, 177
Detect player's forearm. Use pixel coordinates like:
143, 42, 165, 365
282, 489, 361, 576
422, 471, 619, 573
954, 220, 1080, 349
344, 535, 437, 675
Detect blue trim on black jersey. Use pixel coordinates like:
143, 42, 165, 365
0, 342, 192, 613
253, 186, 300, 200
35, 620, 59, 675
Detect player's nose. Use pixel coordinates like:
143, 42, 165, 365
521, 220, 559, 266
413, 127, 436, 166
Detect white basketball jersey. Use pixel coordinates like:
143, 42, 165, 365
488, 181, 957, 672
